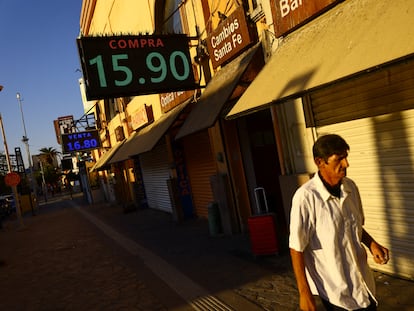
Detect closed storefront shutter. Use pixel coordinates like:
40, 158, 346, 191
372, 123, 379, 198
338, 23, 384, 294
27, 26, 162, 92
311, 84, 414, 279
306, 59, 414, 128
182, 131, 217, 219
139, 142, 172, 213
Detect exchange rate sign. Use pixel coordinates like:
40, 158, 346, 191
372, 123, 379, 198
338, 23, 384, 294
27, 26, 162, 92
77, 35, 198, 100
61, 130, 101, 154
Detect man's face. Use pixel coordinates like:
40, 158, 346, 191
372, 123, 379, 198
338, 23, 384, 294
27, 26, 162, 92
316, 152, 349, 186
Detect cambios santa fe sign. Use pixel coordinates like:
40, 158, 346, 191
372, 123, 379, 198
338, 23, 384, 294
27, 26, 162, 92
77, 34, 198, 100
205, 6, 256, 69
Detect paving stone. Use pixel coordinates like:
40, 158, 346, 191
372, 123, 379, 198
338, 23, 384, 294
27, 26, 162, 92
1, 194, 413, 311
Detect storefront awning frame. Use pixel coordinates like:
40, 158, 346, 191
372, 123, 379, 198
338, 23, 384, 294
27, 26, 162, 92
108, 98, 192, 164
226, 0, 414, 119
90, 139, 126, 172
175, 43, 261, 139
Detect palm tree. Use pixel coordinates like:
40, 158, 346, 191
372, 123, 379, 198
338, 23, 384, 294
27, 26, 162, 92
37, 147, 62, 195
38, 147, 61, 166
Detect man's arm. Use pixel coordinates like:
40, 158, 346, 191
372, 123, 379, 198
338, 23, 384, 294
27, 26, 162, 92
362, 229, 389, 264
290, 248, 317, 311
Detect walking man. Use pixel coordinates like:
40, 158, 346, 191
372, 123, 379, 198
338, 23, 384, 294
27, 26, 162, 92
289, 134, 389, 311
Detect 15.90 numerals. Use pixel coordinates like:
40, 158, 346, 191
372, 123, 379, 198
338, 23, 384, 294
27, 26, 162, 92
89, 51, 191, 88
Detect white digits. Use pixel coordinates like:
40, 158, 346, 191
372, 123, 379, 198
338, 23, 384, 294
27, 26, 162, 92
280, 0, 303, 18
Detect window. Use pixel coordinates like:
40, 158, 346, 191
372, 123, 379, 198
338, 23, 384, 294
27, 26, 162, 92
155, 0, 184, 33
248, 0, 264, 22
104, 98, 118, 121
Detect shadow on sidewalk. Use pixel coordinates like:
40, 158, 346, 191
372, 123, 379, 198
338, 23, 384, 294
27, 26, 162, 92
2, 195, 413, 311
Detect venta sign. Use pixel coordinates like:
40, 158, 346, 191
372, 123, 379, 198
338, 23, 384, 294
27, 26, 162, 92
77, 34, 198, 100
61, 130, 101, 154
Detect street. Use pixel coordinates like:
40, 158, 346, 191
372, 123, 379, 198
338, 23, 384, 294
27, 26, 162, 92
0, 198, 175, 310
1, 194, 413, 311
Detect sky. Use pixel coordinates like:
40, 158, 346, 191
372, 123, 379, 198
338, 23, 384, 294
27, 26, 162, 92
0, 0, 84, 167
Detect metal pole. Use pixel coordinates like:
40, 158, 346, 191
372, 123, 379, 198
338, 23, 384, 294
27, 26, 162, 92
16, 93, 37, 213
16, 93, 28, 141
0, 111, 24, 227
39, 158, 47, 202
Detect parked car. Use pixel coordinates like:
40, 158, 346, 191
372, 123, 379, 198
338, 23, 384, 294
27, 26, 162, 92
0, 194, 15, 218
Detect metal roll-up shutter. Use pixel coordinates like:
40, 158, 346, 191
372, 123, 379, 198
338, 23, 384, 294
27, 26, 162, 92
317, 110, 414, 279
182, 131, 217, 219
305, 58, 414, 128
310, 61, 414, 279
140, 142, 172, 213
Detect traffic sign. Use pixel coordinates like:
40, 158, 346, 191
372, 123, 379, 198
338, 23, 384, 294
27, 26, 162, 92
5, 172, 21, 187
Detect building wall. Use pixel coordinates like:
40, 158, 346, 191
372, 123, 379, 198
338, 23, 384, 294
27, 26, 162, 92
78, 0, 298, 229
81, 0, 153, 35
80, 0, 165, 164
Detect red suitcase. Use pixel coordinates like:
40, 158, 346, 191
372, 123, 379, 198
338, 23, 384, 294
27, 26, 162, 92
248, 187, 279, 256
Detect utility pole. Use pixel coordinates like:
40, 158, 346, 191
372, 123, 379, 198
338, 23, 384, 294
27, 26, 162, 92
0, 85, 24, 227
16, 93, 37, 213
39, 158, 47, 202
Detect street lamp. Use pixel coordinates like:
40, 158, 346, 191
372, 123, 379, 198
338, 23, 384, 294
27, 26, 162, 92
0, 85, 24, 227
16, 93, 37, 213
38, 157, 47, 202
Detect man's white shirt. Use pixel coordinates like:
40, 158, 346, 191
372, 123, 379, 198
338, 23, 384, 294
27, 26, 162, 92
289, 173, 376, 310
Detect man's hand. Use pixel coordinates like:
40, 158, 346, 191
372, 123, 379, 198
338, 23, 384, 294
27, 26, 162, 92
362, 229, 389, 264
370, 241, 389, 264
290, 249, 317, 310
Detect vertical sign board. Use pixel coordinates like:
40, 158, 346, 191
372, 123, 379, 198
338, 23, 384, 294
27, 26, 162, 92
14, 147, 25, 173
274, 0, 341, 37
55, 115, 75, 145
77, 35, 198, 100
206, 6, 257, 69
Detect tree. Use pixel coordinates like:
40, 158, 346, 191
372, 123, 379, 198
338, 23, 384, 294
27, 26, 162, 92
38, 147, 61, 166
37, 147, 62, 189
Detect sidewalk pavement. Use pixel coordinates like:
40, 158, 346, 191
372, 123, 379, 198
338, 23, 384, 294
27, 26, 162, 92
1, 194, 413, 310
